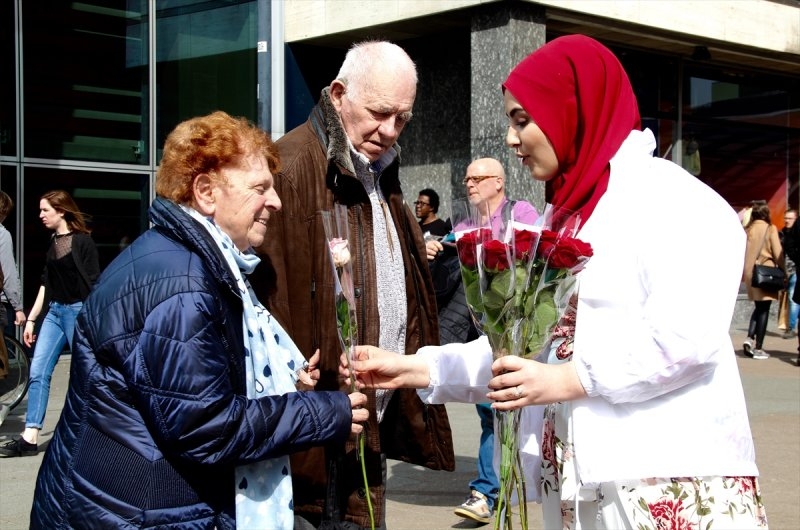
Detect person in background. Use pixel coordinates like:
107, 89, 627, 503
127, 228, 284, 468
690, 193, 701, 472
743, 201, 784, 359
779, 208, 798, 338
427, 157, 538, 525
252, 40, 454, 530
0, 191, 26, 378
29, 111, 368, 529
0, 265, 4, 379
347, 34, 766, 530
783, 209, 800, 366
415, 188, 451, 239
0, 190, 99, 457
458, 157, 537, 235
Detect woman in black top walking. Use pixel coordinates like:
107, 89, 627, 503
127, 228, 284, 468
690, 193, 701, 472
0, 190, 99, 457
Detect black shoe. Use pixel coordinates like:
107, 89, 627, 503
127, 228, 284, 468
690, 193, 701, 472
0, 437, 38, 457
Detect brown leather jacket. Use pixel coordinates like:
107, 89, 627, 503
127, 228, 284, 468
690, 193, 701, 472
252, 89, 454, 527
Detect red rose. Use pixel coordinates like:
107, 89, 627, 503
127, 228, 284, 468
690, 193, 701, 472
456, 231, 479, 269
456, 229, 493, 269
548, 236, 593, 269
536, 229, 559, 260
482, 239, 511, 271
512, 229, 538, 260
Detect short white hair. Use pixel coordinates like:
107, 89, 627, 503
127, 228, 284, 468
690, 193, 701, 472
335, 40, 417, 101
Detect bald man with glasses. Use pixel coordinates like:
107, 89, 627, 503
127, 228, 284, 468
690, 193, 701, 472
425, 157, 538, 263
460, 157, 538, 233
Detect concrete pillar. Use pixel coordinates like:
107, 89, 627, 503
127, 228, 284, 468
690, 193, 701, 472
397, 31, 471, 223
470, 5, 546, 212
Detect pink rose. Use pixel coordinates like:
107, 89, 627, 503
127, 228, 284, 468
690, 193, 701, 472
328, 238, 351, 267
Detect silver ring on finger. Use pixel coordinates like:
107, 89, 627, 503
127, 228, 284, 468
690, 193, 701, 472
514, 385, 522, 399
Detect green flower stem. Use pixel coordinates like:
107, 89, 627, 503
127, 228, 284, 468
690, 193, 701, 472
358, 431, 375, 530
324, 212, 375, 529
340, 311, 374, 530
493, 409, 527, 530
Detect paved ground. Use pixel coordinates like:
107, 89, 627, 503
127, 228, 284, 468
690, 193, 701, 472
1, 326, 798, 529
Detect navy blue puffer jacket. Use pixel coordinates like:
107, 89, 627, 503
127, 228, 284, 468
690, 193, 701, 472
31, 198, 352, 529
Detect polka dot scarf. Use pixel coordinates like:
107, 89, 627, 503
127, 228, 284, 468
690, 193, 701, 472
182, 205, 304, 530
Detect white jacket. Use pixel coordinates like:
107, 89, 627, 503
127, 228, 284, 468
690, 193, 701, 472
417, 129, 757, 498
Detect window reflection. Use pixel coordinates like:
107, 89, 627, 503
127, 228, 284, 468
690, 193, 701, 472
22, 1, 149, 164
0, 1, 17, 157
155, 1, 257, 162
682, 71, 798, 224
616, 43, 798, 223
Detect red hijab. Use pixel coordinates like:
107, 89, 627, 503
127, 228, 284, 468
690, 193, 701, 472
503, 34, 641, 224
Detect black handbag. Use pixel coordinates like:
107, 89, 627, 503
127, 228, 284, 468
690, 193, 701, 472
751, 227, 785, 291
752, 263, 785, 291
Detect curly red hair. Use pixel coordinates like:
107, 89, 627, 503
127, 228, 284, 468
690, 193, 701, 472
156, 111, 280, 204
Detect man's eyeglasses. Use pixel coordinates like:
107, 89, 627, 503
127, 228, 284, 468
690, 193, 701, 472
462, 175, 497, 185
413, 201, 430, 206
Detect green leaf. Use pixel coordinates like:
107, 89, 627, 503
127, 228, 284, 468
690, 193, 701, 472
513, 265, 529, 300
488, 270, 513, 303
464, 278, 484, 313
483, 288, 507, 317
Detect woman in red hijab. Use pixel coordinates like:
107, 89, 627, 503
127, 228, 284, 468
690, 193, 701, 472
502, 34, 640, 225
346, 35, 767, 530
492, 34, 767, 529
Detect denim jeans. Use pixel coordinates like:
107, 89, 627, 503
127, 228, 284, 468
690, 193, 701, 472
25, 301, 82, 429
788, 273, 799, 330
469, 403, 499, 509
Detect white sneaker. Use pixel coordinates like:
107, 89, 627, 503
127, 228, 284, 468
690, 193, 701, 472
454, 490, 492, 524
752, 349, 770, 360
743, 339, 753, 356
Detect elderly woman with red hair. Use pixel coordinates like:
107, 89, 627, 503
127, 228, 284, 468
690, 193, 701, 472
30, 111, 367, 530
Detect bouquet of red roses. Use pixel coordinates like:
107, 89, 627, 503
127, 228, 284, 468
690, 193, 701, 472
454, 205, 592, 530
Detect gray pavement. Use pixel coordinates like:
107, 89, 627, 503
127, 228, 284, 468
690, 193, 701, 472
1, 326, 798, 529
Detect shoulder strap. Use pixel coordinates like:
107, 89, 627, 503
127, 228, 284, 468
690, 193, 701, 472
501, 199, 517, 225
755, 225, 775, 266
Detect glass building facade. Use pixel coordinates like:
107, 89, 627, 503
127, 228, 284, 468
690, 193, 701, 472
1, 0, 259, 308
1, 0, 798, 314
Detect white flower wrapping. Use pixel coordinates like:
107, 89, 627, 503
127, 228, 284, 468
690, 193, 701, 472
329, 237, 351, 267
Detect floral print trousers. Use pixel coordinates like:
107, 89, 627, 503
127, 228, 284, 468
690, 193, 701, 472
543, 297, 768, 529
541, 402, 769, 530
